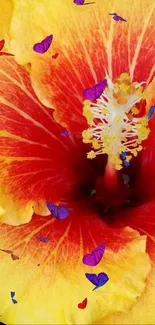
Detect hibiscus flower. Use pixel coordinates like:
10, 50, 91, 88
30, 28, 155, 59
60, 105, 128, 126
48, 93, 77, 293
0, 0, 155, 324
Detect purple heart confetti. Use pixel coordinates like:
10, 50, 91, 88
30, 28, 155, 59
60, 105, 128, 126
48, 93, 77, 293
36, 237, 49, 243
73, 0, 95, 5
46, 202, 70, 220
83, 79, 107, 101
33, 34, 53, 54
85, 272, 109, 291
82, 243, 105, 266
60, 130, 70, 137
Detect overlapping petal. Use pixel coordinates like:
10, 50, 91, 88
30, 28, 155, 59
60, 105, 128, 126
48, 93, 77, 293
9, 0, 155, 134
0, 204, 150, 324
0, 56, 89, 225
0, 0, 13, 50
102, 200, 155, 324
0, 1, 155, 324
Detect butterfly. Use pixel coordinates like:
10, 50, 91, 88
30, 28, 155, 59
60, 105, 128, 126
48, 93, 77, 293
52, 53, 59, 59
148, 105, 155, 120
10, 291, 17, 304
36, 237, 49, 243
74, 0, 95, 5
46, 202, 70, 220
85, 272, 109, 291
60, 130, 70, 137
82, 243, 105, 266
33, 34, 53, 54
83, 79, 107, 101
78, 298, 87, 309
109, 13, 127, 22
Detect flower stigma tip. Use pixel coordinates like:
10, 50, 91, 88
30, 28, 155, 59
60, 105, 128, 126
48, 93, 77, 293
82, 73, 150, 170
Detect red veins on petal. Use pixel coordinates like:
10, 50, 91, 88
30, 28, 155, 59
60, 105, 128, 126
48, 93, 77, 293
0, 56, 89, 205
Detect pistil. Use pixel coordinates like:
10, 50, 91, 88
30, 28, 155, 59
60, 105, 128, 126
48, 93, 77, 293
82, 73, 150, 170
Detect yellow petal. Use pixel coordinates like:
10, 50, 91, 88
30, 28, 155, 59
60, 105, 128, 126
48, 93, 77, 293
0, 0, 13, 50
0, 216, 151, 324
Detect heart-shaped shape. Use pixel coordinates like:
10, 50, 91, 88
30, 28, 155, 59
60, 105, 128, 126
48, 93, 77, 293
36, 237, 49, 243
11, 254, 19, 261
60, 130, 70, 137
85, 272, 109, 291
83, 79, 107, 101
33, 35, 53, 54
78, 298, 87, 309
82, 243, 105, 266
52, 53, 59, 59
0, 39, 5, 51
46, 202, 70, 220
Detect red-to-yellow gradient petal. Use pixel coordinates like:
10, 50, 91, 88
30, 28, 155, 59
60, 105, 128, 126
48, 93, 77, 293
103, 200, 155, 324
0, 205, 151, 324
10, 0, 155, 134
0, 56, 89, 225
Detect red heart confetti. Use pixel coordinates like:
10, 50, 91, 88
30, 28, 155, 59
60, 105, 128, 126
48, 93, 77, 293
52, 53, 59, 59
11, 254, 19, 261
78, 298, 87, 309
0, 39, 5, 51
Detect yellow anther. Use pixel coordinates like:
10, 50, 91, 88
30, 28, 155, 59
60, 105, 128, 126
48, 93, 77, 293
133, 142, 138, 147
140, 117, 148, 126
116, 164, 123, 170
116, 116, 122, 122
83, 106, 93, 126
92, 139, 101, 149
122, 137, 127, 141
137, 126, 150, 140
87, 151, 96, 159
119, 73, 130, 81
83, 100, 91, 108
137, 145, 143, 152
126, 155, 132, 162
142, 90, 148, 99
131, 149, 138, 157
132, 107, 139, 115
119, 147, 125, 153
102, 108, 108, 114
98, 122, 103, 126
119, 83, 130, 93
82, 130, 92, 143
